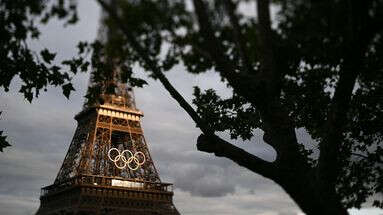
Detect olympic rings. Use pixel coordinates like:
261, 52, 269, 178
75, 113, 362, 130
108, 148, 146, 170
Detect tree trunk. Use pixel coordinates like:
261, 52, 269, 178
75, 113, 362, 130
276, 174, 349, 215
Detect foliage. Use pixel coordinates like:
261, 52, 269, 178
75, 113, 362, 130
0, 0, 84, 151
0, 112, 11, 152
193, 87, 261, 140
0, 0, 81, 102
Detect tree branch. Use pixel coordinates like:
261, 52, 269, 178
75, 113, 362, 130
96, 0, 210, 134
351, 152, 368, 160
96, 0, 276, 179
192, 0, 259, 102
255, 0, 279, 95
251, 0, 309, 166
197, 134, 277, 179
351, 153, 383, 164
192, 0, 306, 167
223, 0, 253, 75
317, 1, 372, 189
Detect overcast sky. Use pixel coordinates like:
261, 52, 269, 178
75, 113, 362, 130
0, 1, 382, 215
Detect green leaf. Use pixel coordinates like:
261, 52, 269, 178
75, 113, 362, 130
62, 83, 75, 99
77, 41, 88, 54
40, 49, 56, 64
80, 61, 90, 72
25, 91, 33, 103
0, 130, 11, 152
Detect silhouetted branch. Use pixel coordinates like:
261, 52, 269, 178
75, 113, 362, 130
197, 134, 277, 179
255, 0, 279, 93
223, 0, 253, 75
192, 0, 305, 167
96, 0, 209, 134
351, 153, 369, 159
96, 0, 276, 179
192, 0, 259, 103
317, 1, 372, 190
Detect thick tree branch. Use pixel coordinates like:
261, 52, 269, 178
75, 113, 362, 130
192, 0, 306, 167
255, 0, 279, 95
223, 0, 253, 75
317, 60, 360, 183
317, 1, 372, 189
197, 134, 277, 179
97, 0, 276, 178
193, 0, 291, 146
192, 0, 258, 101
253, 0, 308, 166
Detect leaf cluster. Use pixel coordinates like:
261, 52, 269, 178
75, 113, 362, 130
276, 0, 383, 207
193, 87, 260, 140
0, 0, 80, 102
0, 112, 11, 152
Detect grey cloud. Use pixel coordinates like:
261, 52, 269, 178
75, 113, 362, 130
172, 162, 236, 197
0, 194, 38, 215
147, 133, 277, 198
278, 212, 301, 215
173, 189, 301, 215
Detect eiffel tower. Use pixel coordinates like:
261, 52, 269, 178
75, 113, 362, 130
36, 81, 180, 214
36, 2, 179, 214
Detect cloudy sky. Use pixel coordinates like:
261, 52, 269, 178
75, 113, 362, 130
0, 1, 382, 215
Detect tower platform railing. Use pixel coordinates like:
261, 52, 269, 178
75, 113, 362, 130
41, 174, 173, 197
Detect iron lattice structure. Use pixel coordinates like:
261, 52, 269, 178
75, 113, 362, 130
54, 95, 160, 183
36, 1, 179, 213
36, 91, 180, 214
